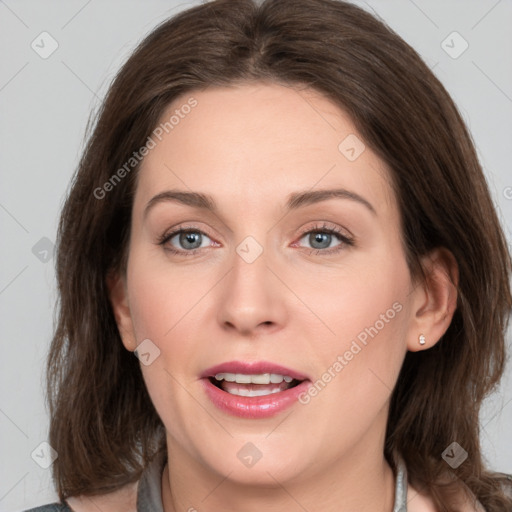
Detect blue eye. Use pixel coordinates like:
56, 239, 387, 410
158, 227, 212, 256
301, 231, 341, 250
157, 222, 354, 257
296, 223, 354, 255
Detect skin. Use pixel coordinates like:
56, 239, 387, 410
103, 82, 461, 512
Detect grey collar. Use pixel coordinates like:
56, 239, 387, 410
393, 454, 409, 512
136, 450, 167, 512
137, 450, 408, 511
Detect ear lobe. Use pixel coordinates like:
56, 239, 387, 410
407, 247, 459, 352
106, 271, 137, 351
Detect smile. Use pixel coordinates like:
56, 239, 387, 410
200, 362, 312, 418
211, 373, 301, 396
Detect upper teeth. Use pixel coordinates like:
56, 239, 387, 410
214, 373, 294, 384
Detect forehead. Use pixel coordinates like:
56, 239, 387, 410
134, 82, 396, 217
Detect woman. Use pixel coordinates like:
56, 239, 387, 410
26, 0, 512, 510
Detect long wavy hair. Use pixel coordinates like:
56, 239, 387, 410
46, 0, 512, 510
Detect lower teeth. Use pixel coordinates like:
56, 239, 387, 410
216, 380, 296, 397
226, 386, 284, 397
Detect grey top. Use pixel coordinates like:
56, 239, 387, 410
136, 451, 410, 511
24, 452, 410, 511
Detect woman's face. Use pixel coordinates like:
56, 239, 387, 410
112, 82, 423, 485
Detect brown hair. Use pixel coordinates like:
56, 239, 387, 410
46, 0, 512, 510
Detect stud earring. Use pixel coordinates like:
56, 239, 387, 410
419, 334, 426, 345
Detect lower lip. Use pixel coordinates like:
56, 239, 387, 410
202, 378, 311, 419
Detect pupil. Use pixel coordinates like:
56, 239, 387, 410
311, 232, 330, 249
181, 231, 200, 249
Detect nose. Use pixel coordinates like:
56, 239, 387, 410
217, 243, 288, 338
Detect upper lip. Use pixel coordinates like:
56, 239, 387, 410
200, 360, 310, 381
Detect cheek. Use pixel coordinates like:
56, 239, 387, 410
125, 256, 205, 444
125, 248, 212, 342
296, 250, 410, 410
294, 249, 409, 353
124, 250, 214, 396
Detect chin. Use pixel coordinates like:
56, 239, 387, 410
193, 435, 311, 484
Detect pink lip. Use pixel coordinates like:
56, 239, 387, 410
200, 360, 310, 381
200, 360, 312, 419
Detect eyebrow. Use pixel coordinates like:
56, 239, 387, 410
143, 187, 376, 219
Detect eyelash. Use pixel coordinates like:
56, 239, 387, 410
156, 222, 354, 257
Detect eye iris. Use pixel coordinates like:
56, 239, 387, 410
180, 231, 201, 249
310, 232, 331, 249
173, 230, 338, 251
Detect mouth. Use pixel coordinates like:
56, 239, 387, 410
200, 361, 311, 418
207, 373, 304, 397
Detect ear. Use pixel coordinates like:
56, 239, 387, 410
406, 247, 459, 352
106, 271, 137, 352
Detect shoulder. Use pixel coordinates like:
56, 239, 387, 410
25, 481, 138, 512
65, 480, 138, 512
497, 472, 512, 496
23, 504, 72, 512
408, 475, 512, 512
407, 481, 484, 512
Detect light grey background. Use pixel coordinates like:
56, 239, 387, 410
1, 1, 511, 510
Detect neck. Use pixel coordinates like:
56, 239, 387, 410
161, 423, 396, 512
